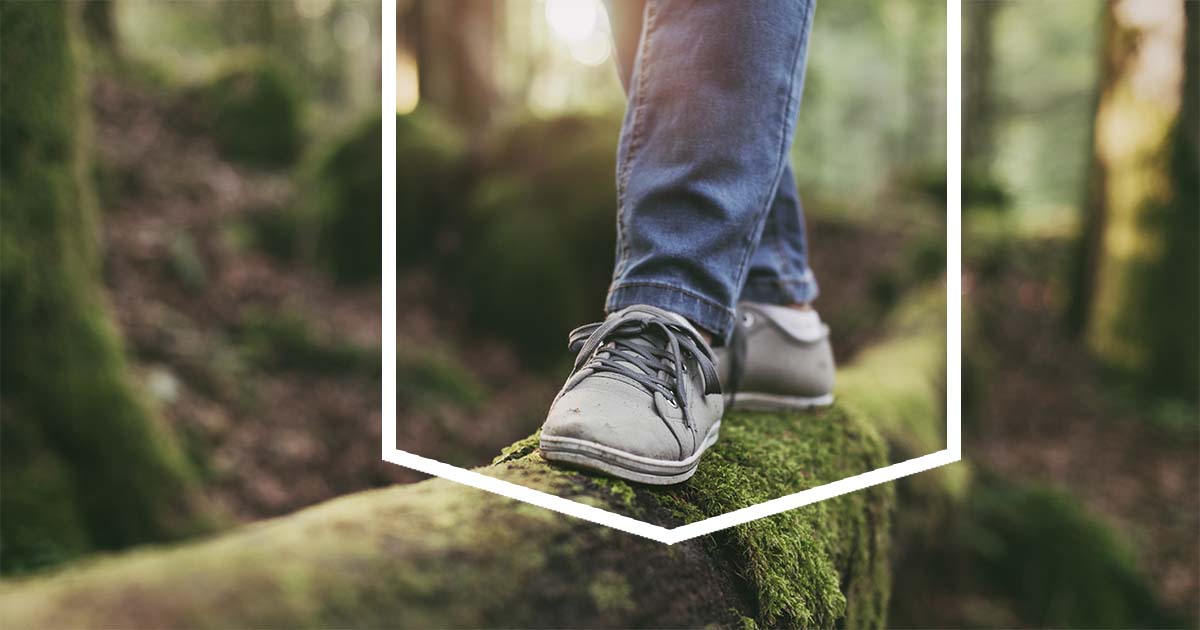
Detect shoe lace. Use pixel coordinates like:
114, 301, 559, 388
568, 312, 720, 429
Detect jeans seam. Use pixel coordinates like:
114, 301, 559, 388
773, 197, 798, 284
729, 1, 811, 307
614, 0, 657, 278
608, 280, 735, 317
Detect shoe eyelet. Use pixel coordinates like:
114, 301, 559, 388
741, 312, 755, 327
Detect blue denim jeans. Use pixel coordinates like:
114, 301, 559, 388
604, 0, 819, 344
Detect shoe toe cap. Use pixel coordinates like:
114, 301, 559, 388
542, 379, 684, 461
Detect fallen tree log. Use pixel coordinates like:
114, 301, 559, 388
0, 301, 944, 629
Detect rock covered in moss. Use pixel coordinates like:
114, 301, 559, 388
200, 58, 304, 167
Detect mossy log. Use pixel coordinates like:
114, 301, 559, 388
0, 313, 944, 629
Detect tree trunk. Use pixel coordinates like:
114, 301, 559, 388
0, 1, 213, 575
0, 297, 946, 628
81, 0, 119, 58
1075, 0, 1198, 400
1067, 2, 1117, 336
963, 0, 998, 170
413, 0, 496, 133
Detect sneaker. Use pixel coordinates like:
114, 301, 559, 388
715, 302, 835, 410
539, 305, 724, 485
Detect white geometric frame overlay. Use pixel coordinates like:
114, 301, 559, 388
380, 0, 962, 545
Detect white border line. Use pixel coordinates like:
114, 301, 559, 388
382, 0, 398, 464
382, 0, 962, 546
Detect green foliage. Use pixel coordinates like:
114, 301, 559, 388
397, 347, 487, 409
793, 0, 947, 209
0, 1, 211, 574
201, 59, 305, 167
240, 207, 304, 261
236, 309, 378, 377
310, 114, 383, 284
395, 109, 466, 266
964, 477, 1173, 628
456, 114, 621, 364
962, 164, 1012, 212
166, 232, 208, 289
989, 0, 1100, 230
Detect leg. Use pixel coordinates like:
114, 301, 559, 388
603, 0, 817, 344
741, 162, 820, 305
608, 1, 820, 309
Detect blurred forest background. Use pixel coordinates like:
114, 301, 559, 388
394, 0, 1197, 627
2, 0, 389, 574
2, 0, 1196, 628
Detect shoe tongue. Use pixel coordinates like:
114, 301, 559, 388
596, 306, 691, 382
608, 305, 703, 341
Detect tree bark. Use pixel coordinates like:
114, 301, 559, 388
0, 1, 212, 575
0, 299, 946, 628
412, 0, 496, 133
963, 0, 999, 169
81, 0, 119, 57
1074, 0, 1197, 399
1067, 1, 1119, 336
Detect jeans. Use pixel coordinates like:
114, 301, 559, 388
603, 0, 819, 344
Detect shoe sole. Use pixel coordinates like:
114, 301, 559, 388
725, 391, 834, 411
539, 420, 721, 485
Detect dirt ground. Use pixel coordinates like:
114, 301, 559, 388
965, 237, 1200, 617
94, 76, 400, 520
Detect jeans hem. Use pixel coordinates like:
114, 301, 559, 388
606, 281, 736, 345
740, 275, 820, 306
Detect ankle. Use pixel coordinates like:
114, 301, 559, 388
690, 322, 714, 345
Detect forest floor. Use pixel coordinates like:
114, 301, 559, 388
965, 236, 1200, 617
93, 75, 400, 520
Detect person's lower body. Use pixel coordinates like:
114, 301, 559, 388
539, 0, 833, 484
603, 0, 820, 344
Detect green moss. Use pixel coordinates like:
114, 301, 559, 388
491, 430, 541, 465
200, 59, 304, 167
0, 404, 90, 573
0, 1, 213, 574
647, 406, 892, 628
588, 570, 636, 615
589, 477, 639, 512
964, 477, 1176, 628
